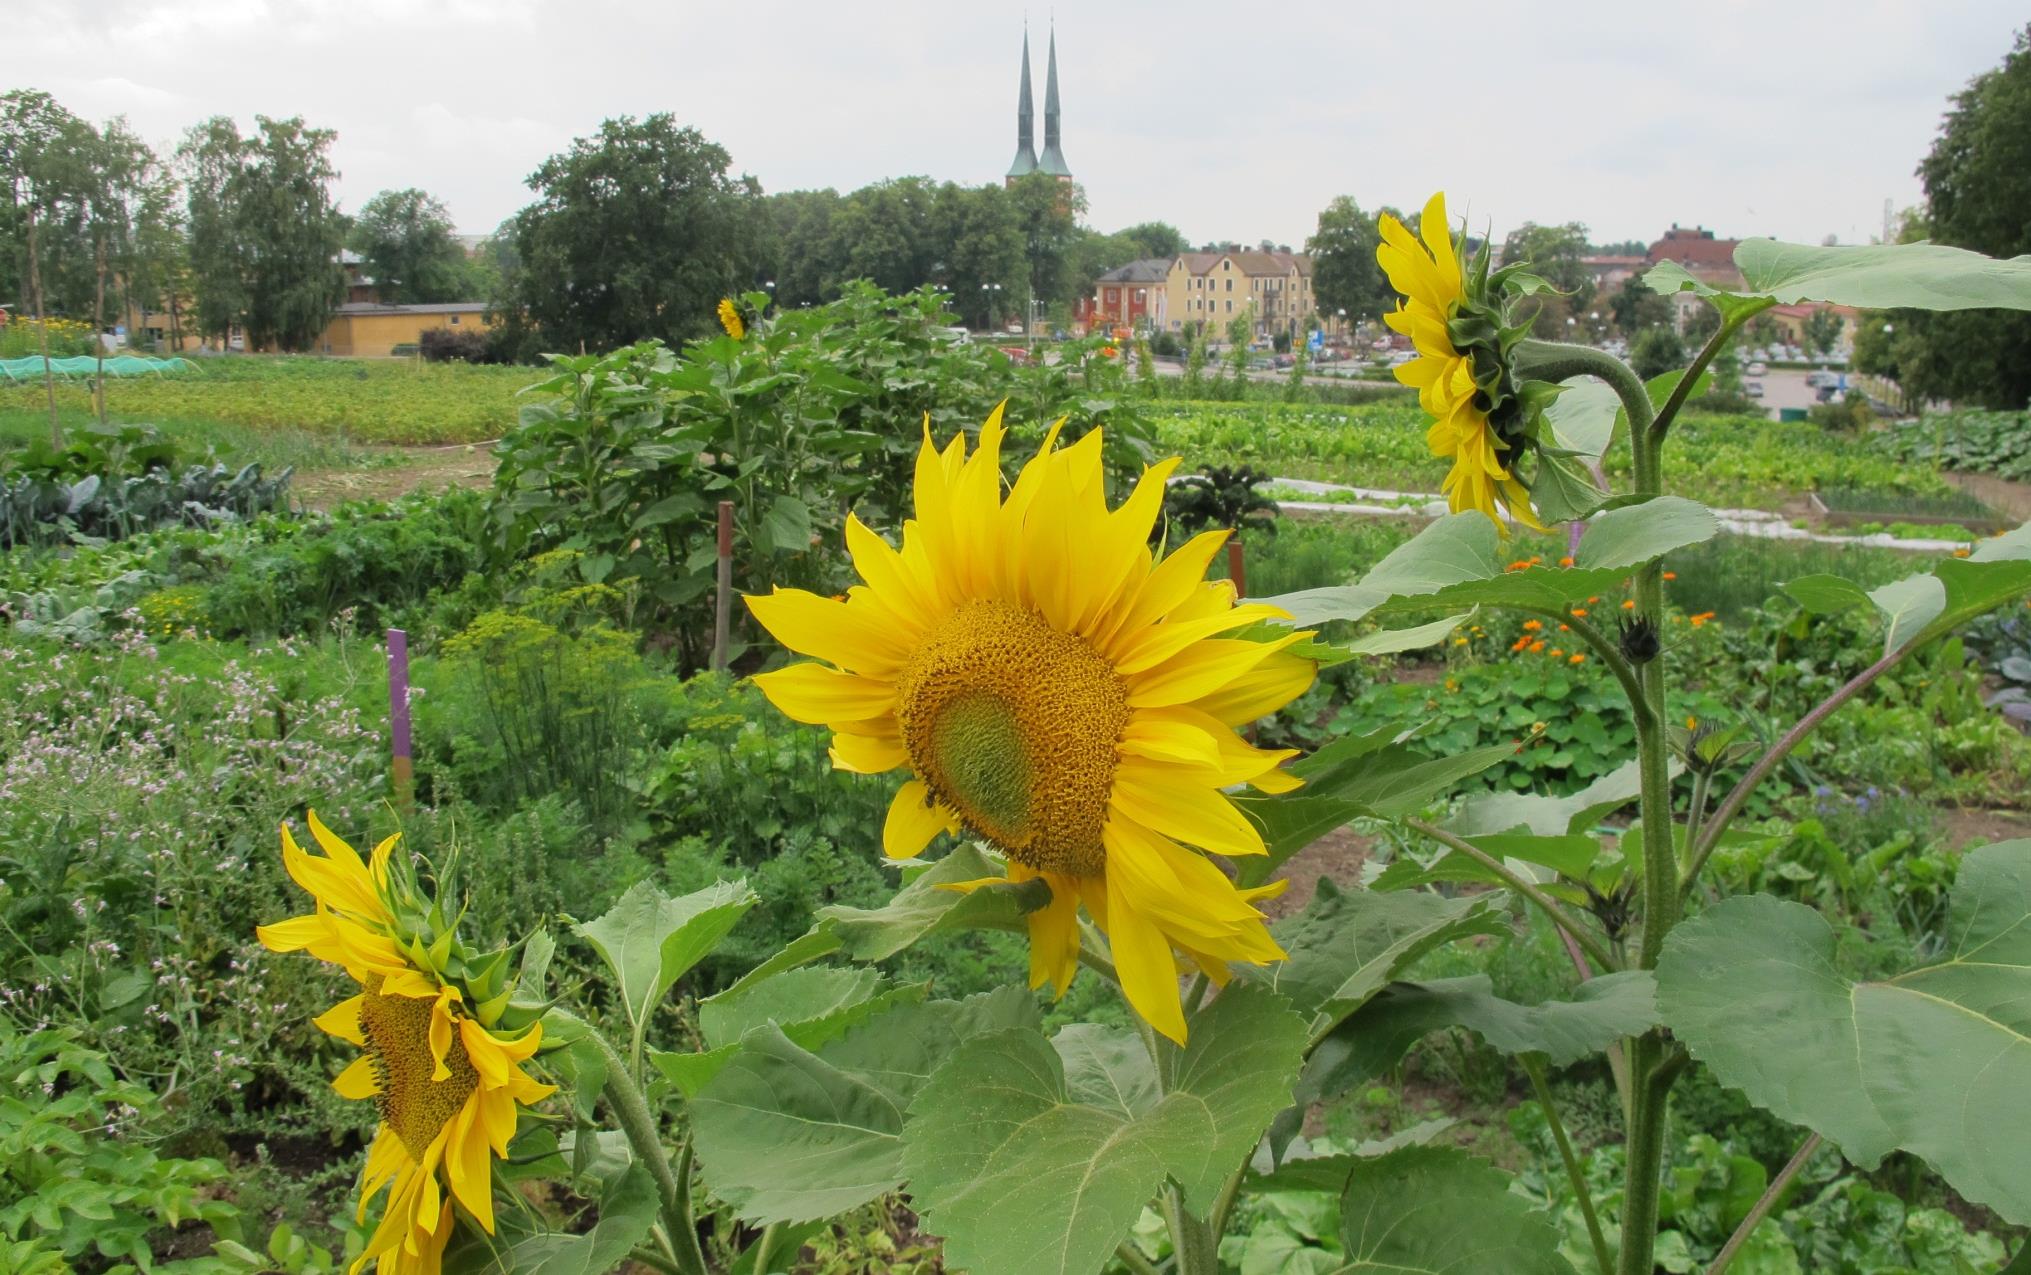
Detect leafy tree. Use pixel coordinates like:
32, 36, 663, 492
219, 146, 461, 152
760, 187, 841, 309
1630, 326, 1686, 380
1306, 195, 1397, 323
176, 117, 249, 346
1609, 277, 1674, 337
1801, 307, 1845, 356
502, 114, 760, 356
350, 187, 469, 303
1590, 238, 1649, 256
1502, 221, 1591, 296
1891, 27, 2031, 407
1005, 173, 1084, 314
1115, 221, 1185, 260
930, 182, 1023, 329
1682, 301, 1722, 343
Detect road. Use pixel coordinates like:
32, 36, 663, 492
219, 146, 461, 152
1749, 368, 1817, 417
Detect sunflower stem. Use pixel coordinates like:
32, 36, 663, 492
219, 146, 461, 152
1647, 300, 1773, 451
1403, 819, 1616, 974
1524, 1055, 1614, 1275
1510, 340, 1656, 492
584, 1027, 707, 1275
1113, 1241, 1163, 1275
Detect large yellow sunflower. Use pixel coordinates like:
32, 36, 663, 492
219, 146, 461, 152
257, 814, 554, 1275
1378, 192, 1541, 529
746, 408, 1315, 1042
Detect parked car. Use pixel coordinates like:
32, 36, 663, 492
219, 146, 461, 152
1745, 381, 1765, 398
1272, 353, 1295, 369
1746, 361, 1769, 376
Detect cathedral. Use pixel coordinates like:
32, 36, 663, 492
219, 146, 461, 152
1005, 25, 1072, 187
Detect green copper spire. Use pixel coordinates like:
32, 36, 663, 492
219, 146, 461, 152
1038, 25, 1071, 178
1007, 28, 1038, 179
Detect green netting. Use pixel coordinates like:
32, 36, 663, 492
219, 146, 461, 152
0, 355, 198, 381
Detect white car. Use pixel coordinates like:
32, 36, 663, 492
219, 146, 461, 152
1746, 361, 1769, 376
1745, 381, 1765, 398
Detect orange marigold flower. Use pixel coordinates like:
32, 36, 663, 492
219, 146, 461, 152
1621, 600, 1636, 611
1570, 654, 1586, 665
1663, 571, 1677, 580
1558, 623, 1570, 632
1522, 620, 1543, 631
1558, 555, 1575, 568
1570, 608, 1589, 618
1548, 648, 1564, 657
1528, 640, 1546, 653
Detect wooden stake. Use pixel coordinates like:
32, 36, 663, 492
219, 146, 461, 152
712, 500, 735, 672
1227, 537, 1247, 599
387, 629, 414, 811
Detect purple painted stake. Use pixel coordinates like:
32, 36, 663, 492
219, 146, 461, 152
1568, 519, 1584, 559
388, 628, 414, 808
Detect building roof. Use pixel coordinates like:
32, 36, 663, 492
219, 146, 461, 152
1229, 250, 1310, 277
1007, 28, 1038, 178
1646, 226, 1738, 269
1174, 252, 1223, 276
1037, 27, 1070, 178
333, 301, 489, 316
1097, 258, 1172, 284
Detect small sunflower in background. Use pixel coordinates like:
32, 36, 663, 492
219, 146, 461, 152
1377, 192, 1548, 531
716, 296, 745, 340
746, 406, 1316, 1042
258, 815, 553, 1275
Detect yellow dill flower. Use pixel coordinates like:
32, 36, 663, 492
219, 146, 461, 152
746, 407, 1316, 1042
716, 297, 745, 340
257, 814, 554, 1275
1377, 193, 1543, 531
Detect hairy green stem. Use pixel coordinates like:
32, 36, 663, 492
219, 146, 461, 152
1521, 607, 1653, 729
1405, 818, 1617, 974
627, 1247, 685, 1275
1648, 302, 1772, 447
1524, 1056, 1614, 1275
1512, 340, 1657, 491
584, 1027, 707, 1275
1708, 1134, 1821, 1275
1681, 643, 1910, 898
1163, 1186, 1221, 1275
1617, 1036, 1680, 1275
1113, 1241, 1163, 1275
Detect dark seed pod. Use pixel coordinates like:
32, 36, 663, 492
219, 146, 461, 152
1618, 615, 1661, 664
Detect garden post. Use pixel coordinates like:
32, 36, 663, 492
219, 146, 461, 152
387, 628, 413, 810
1227, 538, 1246, 598
712, 500, 734, 672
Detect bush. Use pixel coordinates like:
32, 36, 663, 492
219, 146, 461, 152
418, 326, 508, 365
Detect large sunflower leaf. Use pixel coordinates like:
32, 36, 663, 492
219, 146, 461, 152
902, 984, 1306, 1275
572, 878, 757, 1042
1777, 527, 2031, 659
1445, 755, 1650, 838
821, 842, 1049, 961
1249, 879, 1506, 1037
651, 971, 928, 1099
1337, 1146, 1577, 1274
443, 1162, 658, 1275
690, 987, 1036, 1225
1264, 501, 1715, 627
1315, 972, 1659, 1072
1647, 239, 2031, 312
1656, 841, 2031, 1223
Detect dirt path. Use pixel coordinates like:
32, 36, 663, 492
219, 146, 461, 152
292, 441, 498, 510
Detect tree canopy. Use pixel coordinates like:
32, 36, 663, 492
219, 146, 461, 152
498, 114, 761, 357
1306, 195, 1398, 323
350, 187, 472, 304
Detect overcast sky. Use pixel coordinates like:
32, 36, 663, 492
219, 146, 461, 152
4, 1, 2023, 250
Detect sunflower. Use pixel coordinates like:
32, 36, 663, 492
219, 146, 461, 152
257, 814, 554, 1275
746, 408, 1315, 1041
716, 297, 745, 340
1378, 192, 1542, 530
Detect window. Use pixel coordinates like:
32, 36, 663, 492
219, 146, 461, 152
1225, 278, 1233, 292
449, 314, 461, 325
1225, 300, 1233, 313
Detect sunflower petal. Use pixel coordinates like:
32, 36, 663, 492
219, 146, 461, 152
883, 779, 955, 860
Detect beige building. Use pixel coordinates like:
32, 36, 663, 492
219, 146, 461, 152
1163, 250, 1315, 343
316, 302, 493, 357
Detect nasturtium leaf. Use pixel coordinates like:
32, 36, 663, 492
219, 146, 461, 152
902, 984, 1306, 1275
1252, 880, 1505, 1035
1338, 1146, 1578, 1274
1574, 496, 1718, 572
690, 987, 1036, 1224
572, 879, 757, 1039
1657, 841, 2031, 1223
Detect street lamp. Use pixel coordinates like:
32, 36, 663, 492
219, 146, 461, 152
981, 282, 1003, 333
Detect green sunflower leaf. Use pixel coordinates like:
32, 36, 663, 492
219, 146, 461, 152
572, 878, 757, 1047
1647, 238, 2031, 313
651, 970, 929, 1099
1779, 526, 2031, 658
1656, 841, 2031, 1224
443, 1161, 658, 1275
690, 986, 1038, 1225
901, 984, 1306, 1275
1336, 1146, 1578, 1274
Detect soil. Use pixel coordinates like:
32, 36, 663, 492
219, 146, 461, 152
292, 441, 498, 510
1944, 469, 2031, 523
1259, 826, 1375, 920
1938, 806, 2031, 849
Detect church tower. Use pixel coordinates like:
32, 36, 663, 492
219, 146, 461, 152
1005, 28, 1038, 182
1037, 26, 1072, 182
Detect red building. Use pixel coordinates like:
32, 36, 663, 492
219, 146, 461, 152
1080, 258, 1170, 334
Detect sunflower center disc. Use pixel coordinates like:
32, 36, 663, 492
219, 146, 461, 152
896, 600, 1130, 876
359, 989, 479, 1157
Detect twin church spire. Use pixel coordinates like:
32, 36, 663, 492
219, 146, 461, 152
1006, 24, 1071, 183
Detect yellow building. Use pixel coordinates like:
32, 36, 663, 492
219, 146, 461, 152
316, 302, 494, 357
1162, 250, 1314, 343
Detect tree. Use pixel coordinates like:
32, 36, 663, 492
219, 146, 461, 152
177, 117, 250, 346
1005, 173, 1083, 313
236, 117, 347, 351
502, 114, 760, 355
350, 187, 468, 303
1801, 308, 1845, 356
1502, 221, 1594, 337
1608, 277, 1674, 337
1682, 301, 1722, 343
1630, 326, 1685, 380
1892, 27, 2031, 407
0, 89, 85, 441
1306, 195, 1397, 324
1115, 221, 1185, 260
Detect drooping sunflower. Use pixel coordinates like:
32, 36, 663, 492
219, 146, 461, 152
257, 814, 554, 1275
746, 408, 1316, 1041
716, 297, 745, 340
1378, 192, 1543, 529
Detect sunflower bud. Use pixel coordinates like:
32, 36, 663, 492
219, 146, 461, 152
1618, 615, 1661, 664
